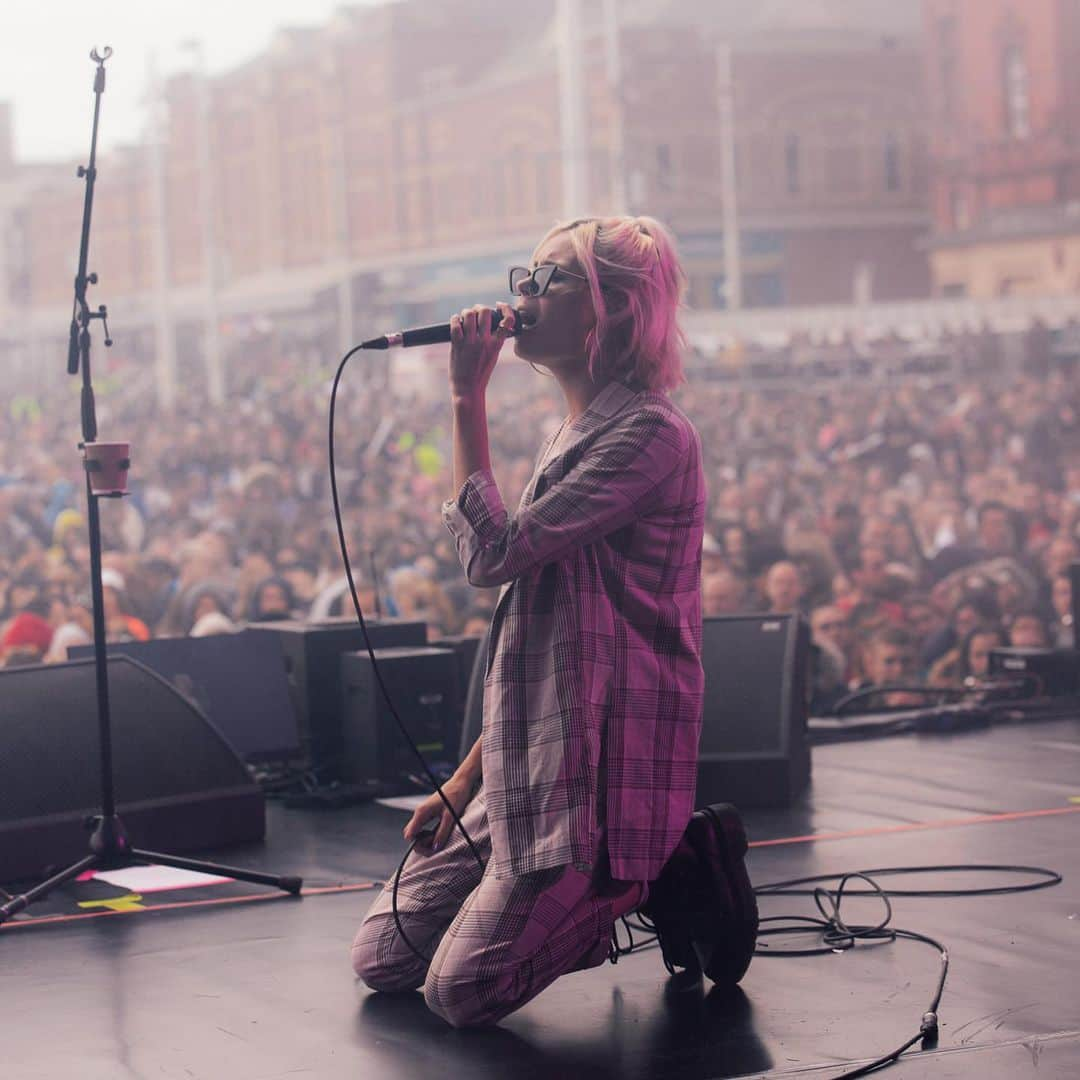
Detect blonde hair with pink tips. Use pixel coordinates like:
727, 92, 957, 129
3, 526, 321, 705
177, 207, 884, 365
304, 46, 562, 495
539, 215, 687, 393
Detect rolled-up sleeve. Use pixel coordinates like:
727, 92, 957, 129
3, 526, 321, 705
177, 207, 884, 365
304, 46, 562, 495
442, 407, 689, 588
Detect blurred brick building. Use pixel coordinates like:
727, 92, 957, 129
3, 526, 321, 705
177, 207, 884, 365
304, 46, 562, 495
5, 0, 930, 366
924, 0, 1080, 298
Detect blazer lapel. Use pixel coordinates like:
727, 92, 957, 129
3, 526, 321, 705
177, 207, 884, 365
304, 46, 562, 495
524, 379, 640, 507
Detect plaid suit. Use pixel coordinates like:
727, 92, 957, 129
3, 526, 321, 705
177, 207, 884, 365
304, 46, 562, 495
352, 787, 636, 1027
442, 377, 706, 882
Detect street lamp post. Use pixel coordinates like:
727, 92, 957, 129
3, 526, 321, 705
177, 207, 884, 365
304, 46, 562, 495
186, 41, 225, 406
557, 0, 588, 216
717, 39, 743, 311
146, 51, 177, 413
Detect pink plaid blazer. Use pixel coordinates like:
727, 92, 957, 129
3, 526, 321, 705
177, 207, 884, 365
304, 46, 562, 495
442, 377, 706, 882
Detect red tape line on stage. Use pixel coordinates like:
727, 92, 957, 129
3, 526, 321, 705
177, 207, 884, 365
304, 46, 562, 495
6, 805, 1078, 929
0, 881, 378, 931
749, 804, 1080, 849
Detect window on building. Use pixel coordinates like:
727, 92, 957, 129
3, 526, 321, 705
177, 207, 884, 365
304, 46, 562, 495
535, 153, 550, 212
744, 271, 785, 308
1003, 45, 1031, 139
884, 133, 901, 192
491, 163, 506, 220
507, 147, 526, 216
656, 143, 673, 193
999, 276, 1035, 296
785, 134, 800, 195
937, 16, 958, 127
951, 188, 970, 231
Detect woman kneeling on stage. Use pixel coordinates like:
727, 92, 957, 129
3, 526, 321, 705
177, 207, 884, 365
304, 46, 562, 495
351, 215, 756, 1027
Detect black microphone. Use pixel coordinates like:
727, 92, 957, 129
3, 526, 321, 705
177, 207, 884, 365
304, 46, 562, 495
359, 309, 532, 350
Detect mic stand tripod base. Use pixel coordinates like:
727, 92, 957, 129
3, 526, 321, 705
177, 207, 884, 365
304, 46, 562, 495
0, 814, 303, 925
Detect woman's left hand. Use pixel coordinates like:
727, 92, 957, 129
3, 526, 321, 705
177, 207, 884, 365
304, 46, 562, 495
449, 301, 516, 398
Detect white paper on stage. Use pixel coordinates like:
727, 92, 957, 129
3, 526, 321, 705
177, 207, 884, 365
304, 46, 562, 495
93, 866, 234, 892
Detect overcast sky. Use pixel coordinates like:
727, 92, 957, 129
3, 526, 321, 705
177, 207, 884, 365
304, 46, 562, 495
7, 1, 382, 163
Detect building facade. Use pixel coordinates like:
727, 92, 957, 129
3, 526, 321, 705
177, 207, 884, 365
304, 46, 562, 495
923, 0, 1080, 298
3, 0, 931, 377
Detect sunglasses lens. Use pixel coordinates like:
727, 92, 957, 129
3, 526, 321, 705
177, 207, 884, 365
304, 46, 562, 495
510, 267, 542, 296
509, 264, 560, 296
533, 265, 556, 294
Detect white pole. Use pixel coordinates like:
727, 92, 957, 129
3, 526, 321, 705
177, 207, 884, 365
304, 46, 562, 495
190, 42, 225, 405
146, 52, 177, 413
331, 73, 354, 357
602, 0, 628, 215
717, 40, 742, 310
557, 0, 588, 216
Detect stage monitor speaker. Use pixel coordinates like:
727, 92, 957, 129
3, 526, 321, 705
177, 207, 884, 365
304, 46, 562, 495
246, 618, 427, 773
340, 646, 460, 795
69, 630, 300, 763
0, 656, 264, 882
431, 634, 484, 719
988, 646, 1079, 697
696, 613, 811, 808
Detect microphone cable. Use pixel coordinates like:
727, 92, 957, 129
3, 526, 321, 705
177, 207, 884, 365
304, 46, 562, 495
329, 345, 485, 964
616, 862, 1061, 1080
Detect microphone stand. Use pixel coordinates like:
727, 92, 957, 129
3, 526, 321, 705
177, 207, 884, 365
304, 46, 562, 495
0, 48, 300, 927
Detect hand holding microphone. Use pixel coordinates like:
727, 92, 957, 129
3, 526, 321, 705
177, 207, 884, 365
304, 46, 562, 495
449, 301, 517, 399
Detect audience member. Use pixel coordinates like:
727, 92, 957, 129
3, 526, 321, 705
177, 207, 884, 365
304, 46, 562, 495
929, 624, 1006, 688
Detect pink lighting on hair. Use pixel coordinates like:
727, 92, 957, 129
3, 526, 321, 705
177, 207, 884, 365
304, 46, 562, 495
540, 215, 688, 393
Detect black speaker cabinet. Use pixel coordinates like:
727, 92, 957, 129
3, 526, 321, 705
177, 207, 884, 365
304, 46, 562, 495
69, 630, 300, 763
0, 656, 264, 882
340, 646, 460, 794
431, 634, 483, 708
989, 646, 1079, 696
696, 613, 812, 808
246, 618, 427, 773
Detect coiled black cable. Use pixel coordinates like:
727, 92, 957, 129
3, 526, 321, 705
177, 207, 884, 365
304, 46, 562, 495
618, 863, 1060, 1078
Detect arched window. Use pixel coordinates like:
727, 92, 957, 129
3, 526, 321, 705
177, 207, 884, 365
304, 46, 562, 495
785, 134, 800, 195
884, 133, 901, 192
1003, 45, 1031, 139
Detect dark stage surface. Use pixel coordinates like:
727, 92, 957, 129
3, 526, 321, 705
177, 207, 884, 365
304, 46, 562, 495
3, 717, 1078, 1080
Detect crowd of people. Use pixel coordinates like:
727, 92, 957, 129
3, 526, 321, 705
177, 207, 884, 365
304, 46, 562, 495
1, 332, 1077, 715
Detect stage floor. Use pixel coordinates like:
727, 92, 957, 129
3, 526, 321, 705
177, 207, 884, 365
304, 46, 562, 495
3, 716, 1078, 1080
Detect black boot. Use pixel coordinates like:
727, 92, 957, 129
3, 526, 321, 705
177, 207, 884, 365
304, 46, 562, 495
640, 803, 758, 986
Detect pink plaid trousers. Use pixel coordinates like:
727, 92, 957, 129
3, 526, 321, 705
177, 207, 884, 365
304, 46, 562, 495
351, 789, 645, 1027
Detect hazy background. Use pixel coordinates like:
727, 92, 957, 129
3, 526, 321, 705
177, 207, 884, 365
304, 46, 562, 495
8, 1, 376, 161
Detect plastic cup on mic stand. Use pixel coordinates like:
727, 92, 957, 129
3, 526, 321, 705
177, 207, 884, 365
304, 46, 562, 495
82, 441, 130, 497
